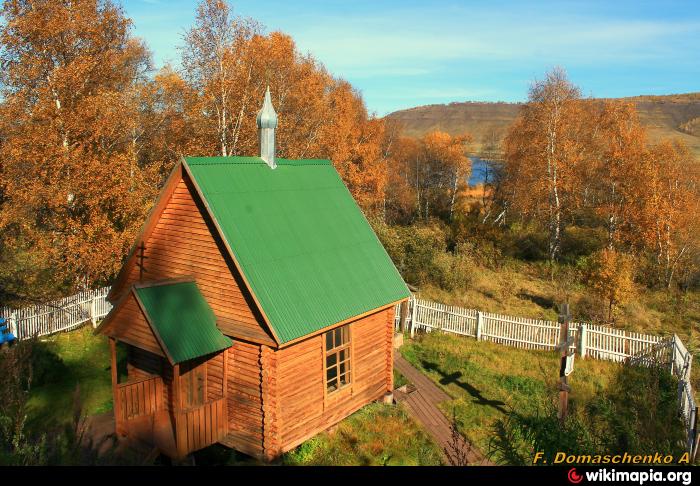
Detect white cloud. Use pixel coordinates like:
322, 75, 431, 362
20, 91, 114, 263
286, 8, 700, 75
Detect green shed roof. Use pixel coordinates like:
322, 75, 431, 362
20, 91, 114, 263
184, 156, 410, 344
134, 281, 232, 363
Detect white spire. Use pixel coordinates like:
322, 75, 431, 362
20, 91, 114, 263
257, 86, 278, 168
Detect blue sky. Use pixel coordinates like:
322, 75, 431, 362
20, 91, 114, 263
122, 0, 700, 116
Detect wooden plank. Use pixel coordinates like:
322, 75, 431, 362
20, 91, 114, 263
394, 354, 492, 465
110, 338, 125, 435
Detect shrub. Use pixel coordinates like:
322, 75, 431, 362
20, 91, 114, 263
369, 218, 406, 267
514, 231, 549, 262
573, 292, 608, 325
560, 226, 606, 262
431, 252, 474, 291
583, 249, 636, 323
489, 400, 597, 465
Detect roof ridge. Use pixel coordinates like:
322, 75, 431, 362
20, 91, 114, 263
184, 156, 331, 166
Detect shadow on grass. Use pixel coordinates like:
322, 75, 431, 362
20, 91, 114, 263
517, 291, 554, 310
421, 360, 508, 414
26, 332, 126, 433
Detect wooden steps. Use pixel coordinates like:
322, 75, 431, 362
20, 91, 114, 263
393, 355, 493, 466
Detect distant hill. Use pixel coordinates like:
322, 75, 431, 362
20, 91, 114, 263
386, 93, 700, 158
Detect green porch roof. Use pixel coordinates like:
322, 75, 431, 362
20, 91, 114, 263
184, 156, 410, 344
134, 281, 232, 363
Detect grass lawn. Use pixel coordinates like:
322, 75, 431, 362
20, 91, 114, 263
393, 368, 409, 389
280, 403, 443, 466
26, 325, 119, 432
400, 330, 675, 463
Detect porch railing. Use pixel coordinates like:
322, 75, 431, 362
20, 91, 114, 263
117, 375, 165, 422
175, 397, 227, 456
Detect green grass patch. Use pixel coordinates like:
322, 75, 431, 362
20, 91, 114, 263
401, 331, 684, 464
394, 368, 409, 389
282, 403, 443, 466
26, 325, 117, 431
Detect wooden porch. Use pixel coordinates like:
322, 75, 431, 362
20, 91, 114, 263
110, 339, 228, 459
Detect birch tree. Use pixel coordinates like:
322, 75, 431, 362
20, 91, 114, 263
586, 100, 647, 249
501, 67, 584, 267
181, 0, 260, 157
635, 140, 700, 288
0, 0, 154, 297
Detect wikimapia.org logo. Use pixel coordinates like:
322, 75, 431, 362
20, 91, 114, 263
567, 468, 693, 485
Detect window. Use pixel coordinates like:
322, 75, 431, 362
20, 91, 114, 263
325, 325, 351, 393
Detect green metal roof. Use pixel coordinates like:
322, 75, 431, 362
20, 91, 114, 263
134, 281, 232, 363
184, 156, 410, 344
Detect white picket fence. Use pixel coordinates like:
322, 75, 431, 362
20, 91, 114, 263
394, 296, 698, 457
0, 286, 112, 340
395, 297, 671, 361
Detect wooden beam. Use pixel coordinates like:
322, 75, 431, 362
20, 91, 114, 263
222, 349, 229, 399
387, 307, 395, 392
110, 338, 125, 436
173, 363, 185, 459
203, 359, 208, 403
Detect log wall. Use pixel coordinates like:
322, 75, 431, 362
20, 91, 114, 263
226, 340, 264, 458
268, 306, 395, 455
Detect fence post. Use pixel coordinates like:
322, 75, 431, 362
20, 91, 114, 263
9, 312, 18, 340
692, 410, 700, 462
689, 404, 698, 455
475, 311, 483, 341
410, 296, 417, 339
399, 300, 409, 333
671, 335, 677, 376
578, 324, 587, 358
90, 294, 97, 327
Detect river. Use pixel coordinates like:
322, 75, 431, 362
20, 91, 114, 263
468, 156, 500, 186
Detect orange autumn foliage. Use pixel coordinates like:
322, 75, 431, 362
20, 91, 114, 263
501, 67, 585, 264
0, 0, 158, 296
385, 131, 472, 223
585, 248, 636, 323
0, 0, 391, 299
499, 67, 699, 288
633, 140, 700, 287
180, 0, 388, 215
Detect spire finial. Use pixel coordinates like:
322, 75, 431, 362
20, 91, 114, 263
257, 86, 277, 168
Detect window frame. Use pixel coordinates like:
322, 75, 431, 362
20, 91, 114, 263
323, 324, 353, 395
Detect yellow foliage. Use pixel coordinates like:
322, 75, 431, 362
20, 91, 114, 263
586, 249, 636, 323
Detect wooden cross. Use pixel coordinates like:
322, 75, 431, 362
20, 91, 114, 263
558, 303, 572, 423
136, 242, 149, 282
